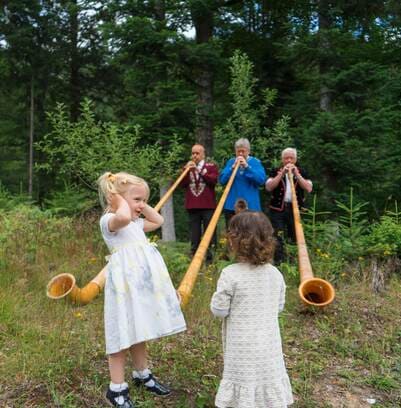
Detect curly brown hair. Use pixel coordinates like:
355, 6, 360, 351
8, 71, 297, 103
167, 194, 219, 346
228, 211, 276, 265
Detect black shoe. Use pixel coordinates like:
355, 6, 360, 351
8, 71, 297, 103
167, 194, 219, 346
133, 374, 171, 396
106, 387, 135, 407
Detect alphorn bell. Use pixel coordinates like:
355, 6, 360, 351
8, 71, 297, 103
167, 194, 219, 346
178, 161, 241, 306
46, 167, 191, 305
288, 171, 335, 307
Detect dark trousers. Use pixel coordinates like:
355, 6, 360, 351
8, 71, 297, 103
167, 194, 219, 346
188, 209, 216, 257
223, 210, 236, 230
270, 203, 295, 264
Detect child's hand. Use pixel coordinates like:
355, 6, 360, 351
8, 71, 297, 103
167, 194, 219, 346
109, 193, 126, 212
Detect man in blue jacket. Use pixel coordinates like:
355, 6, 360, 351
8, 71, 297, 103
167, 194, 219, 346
219, 138, 266, 226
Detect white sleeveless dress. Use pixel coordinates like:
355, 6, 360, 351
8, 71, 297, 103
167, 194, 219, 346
100, 213, 186, 354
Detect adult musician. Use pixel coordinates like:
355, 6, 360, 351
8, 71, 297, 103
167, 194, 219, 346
265, 147, 313, 263
219, 138, 266, 226
180, 144, 219, 259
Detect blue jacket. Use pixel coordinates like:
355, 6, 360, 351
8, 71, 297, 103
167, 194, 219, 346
219, 156, 266, 211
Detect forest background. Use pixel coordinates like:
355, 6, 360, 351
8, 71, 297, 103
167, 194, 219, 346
1, 1, 401, 407
1, 0, 401, 217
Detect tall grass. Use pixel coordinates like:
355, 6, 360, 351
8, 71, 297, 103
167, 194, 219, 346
0, 206, 400, 407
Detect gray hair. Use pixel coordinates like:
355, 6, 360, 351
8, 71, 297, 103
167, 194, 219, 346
235, 138, 251, 151
281, 147, 297, 159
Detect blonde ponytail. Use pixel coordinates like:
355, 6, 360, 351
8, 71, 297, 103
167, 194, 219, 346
97, 171, 149, 209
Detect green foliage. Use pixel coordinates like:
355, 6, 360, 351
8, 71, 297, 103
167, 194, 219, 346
227, 50, 260, 140
301, 189, 370, 281
0, 205, 74, 270
335, 187, 368, 251
37, 100, 184, 193
158, 135, 187, 183
37, 100, 157, 184
0, 182, 34, 210
301, 191, 401, 283
43, 183, 97, 217
363, 215, 401, 258
157, 241, 191, 285
285, 56, 401, 212
102, 7, 196, 147
214, 50, 293, 166
302, 194, 332, 246
2, 0, 401, 214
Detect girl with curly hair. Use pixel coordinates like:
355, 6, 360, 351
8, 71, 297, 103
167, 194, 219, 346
211, 211, 293, 408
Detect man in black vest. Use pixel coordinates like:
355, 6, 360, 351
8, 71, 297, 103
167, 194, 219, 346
265, 148, 313, 264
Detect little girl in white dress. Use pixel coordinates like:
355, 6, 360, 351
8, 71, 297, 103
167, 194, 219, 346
211, 211, 293, 408
98, 171, 186, 408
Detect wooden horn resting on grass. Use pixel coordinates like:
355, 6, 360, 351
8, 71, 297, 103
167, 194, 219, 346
46, 167, 191, 305
288, 171, 335, 307
178, 161, 241, 306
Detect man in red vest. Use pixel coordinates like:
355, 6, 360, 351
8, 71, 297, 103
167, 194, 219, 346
180, 144, 219, 260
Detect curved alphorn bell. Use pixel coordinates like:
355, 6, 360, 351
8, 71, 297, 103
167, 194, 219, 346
288, 171, 335, 307
178, 161, 241, 306
46, 167, 192, 305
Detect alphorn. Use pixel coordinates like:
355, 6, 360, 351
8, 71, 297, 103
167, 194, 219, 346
46, 166, 191, 305
178, 161, 241, 306
288, 171, 335, 307
154, 166, 191, 212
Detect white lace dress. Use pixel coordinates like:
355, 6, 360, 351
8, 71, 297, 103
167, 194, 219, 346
100, 213, 186, 355
211, 263, 293, 408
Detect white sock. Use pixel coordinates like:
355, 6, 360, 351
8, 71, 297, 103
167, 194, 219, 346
133, 368, 155, 387
133, 368, 151, 379
109, 382, 128, 404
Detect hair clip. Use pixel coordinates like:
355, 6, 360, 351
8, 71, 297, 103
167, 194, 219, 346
107, 173, 116, 183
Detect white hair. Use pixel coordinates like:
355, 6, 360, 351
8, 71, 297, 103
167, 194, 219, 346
235, 138, 251, 151
281, 147, 297, 159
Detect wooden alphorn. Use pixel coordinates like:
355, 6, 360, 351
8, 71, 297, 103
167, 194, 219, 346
288, 171, 335, 307
178, 161, 241, 306
46, 166, 191, 305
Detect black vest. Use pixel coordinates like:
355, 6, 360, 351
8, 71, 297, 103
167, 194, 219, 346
268, 167, 309, 212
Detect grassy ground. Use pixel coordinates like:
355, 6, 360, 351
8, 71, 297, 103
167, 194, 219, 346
0, 215, 400, 407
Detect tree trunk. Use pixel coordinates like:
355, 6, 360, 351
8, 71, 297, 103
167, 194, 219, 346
195, 69, 214, 154
159, 182, 176, 242
191, 5, 214, 156
69, 0, 80, 121
154, 0, 165, 21
318, 0, 332, 112
154, 1, 176, 241
28, 77, 34, 197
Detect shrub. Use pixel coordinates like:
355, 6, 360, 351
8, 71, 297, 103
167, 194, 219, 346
43, 183, 97, 216
363, 215, 401, 259
0, 205, 74, 271
0, 182, 33, 210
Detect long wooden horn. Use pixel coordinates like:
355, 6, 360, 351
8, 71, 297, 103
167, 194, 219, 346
46, 166, 191, 305
178, 161, 241, 306
154, 166, 190, 212
288, 171, 335, 307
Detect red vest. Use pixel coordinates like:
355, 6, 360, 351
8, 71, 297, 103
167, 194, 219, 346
180, 162, 218, 209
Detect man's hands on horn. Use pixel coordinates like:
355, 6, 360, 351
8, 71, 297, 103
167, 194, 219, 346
283, 163, 300, 177
185, 160, 197, 169
232, 155, 248, 169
